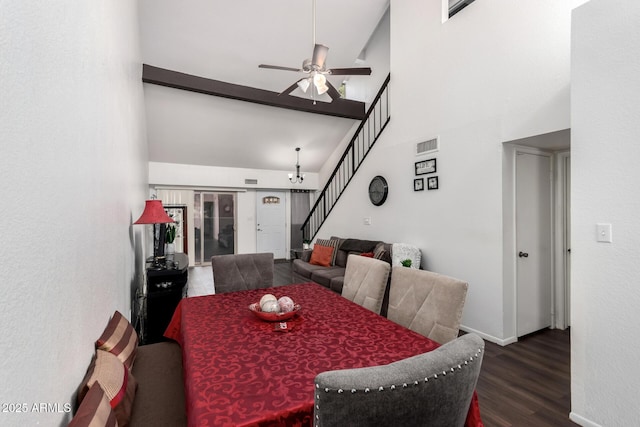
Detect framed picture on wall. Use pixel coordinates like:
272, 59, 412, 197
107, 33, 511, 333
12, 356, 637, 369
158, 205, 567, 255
414, 178, 424, 191
415, 158, 437, 175
427, 176, 439, 190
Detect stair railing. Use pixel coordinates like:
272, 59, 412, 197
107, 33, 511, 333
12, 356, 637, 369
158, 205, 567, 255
302, 73, 390, 240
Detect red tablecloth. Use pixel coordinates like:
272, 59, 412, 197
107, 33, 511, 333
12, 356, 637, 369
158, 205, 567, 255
165, 282, 482, 427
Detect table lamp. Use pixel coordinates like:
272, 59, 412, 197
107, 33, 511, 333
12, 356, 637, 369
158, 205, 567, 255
134, 199, 175, 268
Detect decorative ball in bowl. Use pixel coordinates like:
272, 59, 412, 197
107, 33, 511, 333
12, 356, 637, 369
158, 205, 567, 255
249, 294, 301, 321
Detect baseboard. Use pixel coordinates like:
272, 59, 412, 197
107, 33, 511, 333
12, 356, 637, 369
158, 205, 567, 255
459, 325, 518, 346
569, 412, 602, 427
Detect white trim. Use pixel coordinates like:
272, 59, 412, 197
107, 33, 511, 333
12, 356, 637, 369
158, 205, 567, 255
459, 325, 517, 346
569, 412, 603, 427
554, 151, 571, 329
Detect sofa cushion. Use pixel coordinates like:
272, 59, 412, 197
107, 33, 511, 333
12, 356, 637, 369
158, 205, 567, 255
309, 244, 334, 267
310, 267, 346, 288
78, 350, 137, 427
340, 239, 381, 253
329, 276, 345, 294
130, 342, 186, 426
315, 238, 340, 265
373, 242, 393, 264
96, 310, 138, 370
391, 243, 422, 269
69, 382, 118, 427
292, 259, 328, 278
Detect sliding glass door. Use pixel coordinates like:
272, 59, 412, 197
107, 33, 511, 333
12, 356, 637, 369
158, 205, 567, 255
194, 192, 236, 265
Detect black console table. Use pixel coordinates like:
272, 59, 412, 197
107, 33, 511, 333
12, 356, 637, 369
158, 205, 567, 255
144, 253, 188, 344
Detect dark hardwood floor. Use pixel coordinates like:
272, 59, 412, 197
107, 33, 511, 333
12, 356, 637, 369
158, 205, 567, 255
276, 261, 574, 426
475, 328, 574, 426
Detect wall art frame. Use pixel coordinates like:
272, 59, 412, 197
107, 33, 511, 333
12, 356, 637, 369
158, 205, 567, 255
427, 176, 439, 190
415, 158, 437, 175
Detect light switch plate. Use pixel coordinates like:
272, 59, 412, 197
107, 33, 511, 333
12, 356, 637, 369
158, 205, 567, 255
596, 223, 612, 243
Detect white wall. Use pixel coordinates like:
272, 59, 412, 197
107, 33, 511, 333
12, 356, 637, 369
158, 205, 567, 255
318, 0, 585, 342
571, 0, 640, 425
0, 2, 148, 425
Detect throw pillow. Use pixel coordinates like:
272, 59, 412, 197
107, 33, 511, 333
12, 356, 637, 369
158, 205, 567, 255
360, 252, 374, 257
315, 238, 339, 265
78, 350, 137, 427
309, 245, 334, 267
69, 382, 118, 427
96, 310, 138, 370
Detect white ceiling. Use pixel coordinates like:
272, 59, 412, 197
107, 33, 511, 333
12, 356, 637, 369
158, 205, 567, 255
139, 0, 390, 173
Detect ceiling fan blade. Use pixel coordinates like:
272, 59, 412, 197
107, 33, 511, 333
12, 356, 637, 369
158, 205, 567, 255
312, 44, 329, 69
259, 64, 303, 72
278, 80, 305, 96
325, 80, 341, 100
327, 67, 372, 76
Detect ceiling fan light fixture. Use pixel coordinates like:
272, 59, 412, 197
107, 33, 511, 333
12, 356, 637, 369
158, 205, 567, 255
316, 83, 329, 95
313, 73, 326, 86
297, 78, 311, 93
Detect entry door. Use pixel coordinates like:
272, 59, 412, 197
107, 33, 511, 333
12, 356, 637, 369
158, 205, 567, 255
516, 152, 552, 337
256, 191, 287, 259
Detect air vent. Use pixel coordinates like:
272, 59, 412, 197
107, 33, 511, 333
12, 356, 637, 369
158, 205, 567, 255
245, 179, 258, 185
416, 137, 439, 156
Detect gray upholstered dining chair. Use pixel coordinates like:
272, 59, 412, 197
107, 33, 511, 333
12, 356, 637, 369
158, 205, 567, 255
341, 254, 391, 315
313, 333, 484, 427
387, 266, 468, 344
211, 252, 274, 294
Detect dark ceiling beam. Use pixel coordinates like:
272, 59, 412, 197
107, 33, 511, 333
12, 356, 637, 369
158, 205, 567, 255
142, 64, 365, 121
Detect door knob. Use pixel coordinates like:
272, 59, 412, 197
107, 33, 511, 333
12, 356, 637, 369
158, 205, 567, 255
518, 251, 529, 258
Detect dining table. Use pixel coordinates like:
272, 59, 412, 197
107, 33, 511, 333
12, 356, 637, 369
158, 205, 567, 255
164, 282, 483, 427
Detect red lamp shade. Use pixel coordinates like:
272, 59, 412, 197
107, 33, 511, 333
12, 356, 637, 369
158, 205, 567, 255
133, 200, 175, 224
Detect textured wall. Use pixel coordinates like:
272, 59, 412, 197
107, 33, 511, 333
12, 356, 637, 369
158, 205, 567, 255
319, 0, 585, 342
571, 0, 640, 425
0, 1, 148, 425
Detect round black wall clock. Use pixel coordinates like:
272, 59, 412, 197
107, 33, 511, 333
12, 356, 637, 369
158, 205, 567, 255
368, 175, 388, 206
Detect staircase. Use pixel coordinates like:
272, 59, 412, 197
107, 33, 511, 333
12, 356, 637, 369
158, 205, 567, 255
302, 74, 391, 240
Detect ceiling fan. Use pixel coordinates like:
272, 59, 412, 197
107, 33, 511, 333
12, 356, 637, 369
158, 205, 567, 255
258, 0, 372, 101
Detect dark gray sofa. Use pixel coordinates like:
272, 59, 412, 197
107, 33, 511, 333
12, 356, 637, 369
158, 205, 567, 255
292, 237, 392, 294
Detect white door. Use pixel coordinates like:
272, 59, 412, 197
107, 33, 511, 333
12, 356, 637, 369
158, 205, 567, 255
516, 152, 552, 337
256, 191, 287, 259
564, 155, 571, 327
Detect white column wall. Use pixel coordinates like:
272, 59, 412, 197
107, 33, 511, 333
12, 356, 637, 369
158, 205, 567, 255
571, 0, 640, 425
0, 1, 148, 425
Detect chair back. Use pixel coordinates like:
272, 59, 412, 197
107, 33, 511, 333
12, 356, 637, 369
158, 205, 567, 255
314, 333, 484, 427
211, 253, 274, 294
341, 255, 390, 315
388, 266, 468, 344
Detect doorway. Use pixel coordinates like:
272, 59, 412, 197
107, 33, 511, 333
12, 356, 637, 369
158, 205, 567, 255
194, 191, 236, 265
503, 129, 571, 340
515, 150, 553, 336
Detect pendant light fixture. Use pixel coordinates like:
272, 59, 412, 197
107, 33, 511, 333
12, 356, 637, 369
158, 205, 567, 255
288, 147, 305, 184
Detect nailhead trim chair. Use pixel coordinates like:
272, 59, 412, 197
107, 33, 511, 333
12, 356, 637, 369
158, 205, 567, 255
313, 333, 484, 427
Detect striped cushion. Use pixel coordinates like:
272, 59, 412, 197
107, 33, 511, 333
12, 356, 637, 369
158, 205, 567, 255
69, 382, 118, 427
96, 311, 138, 369
315, 238, 339, 265
78, 350, 137, 427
